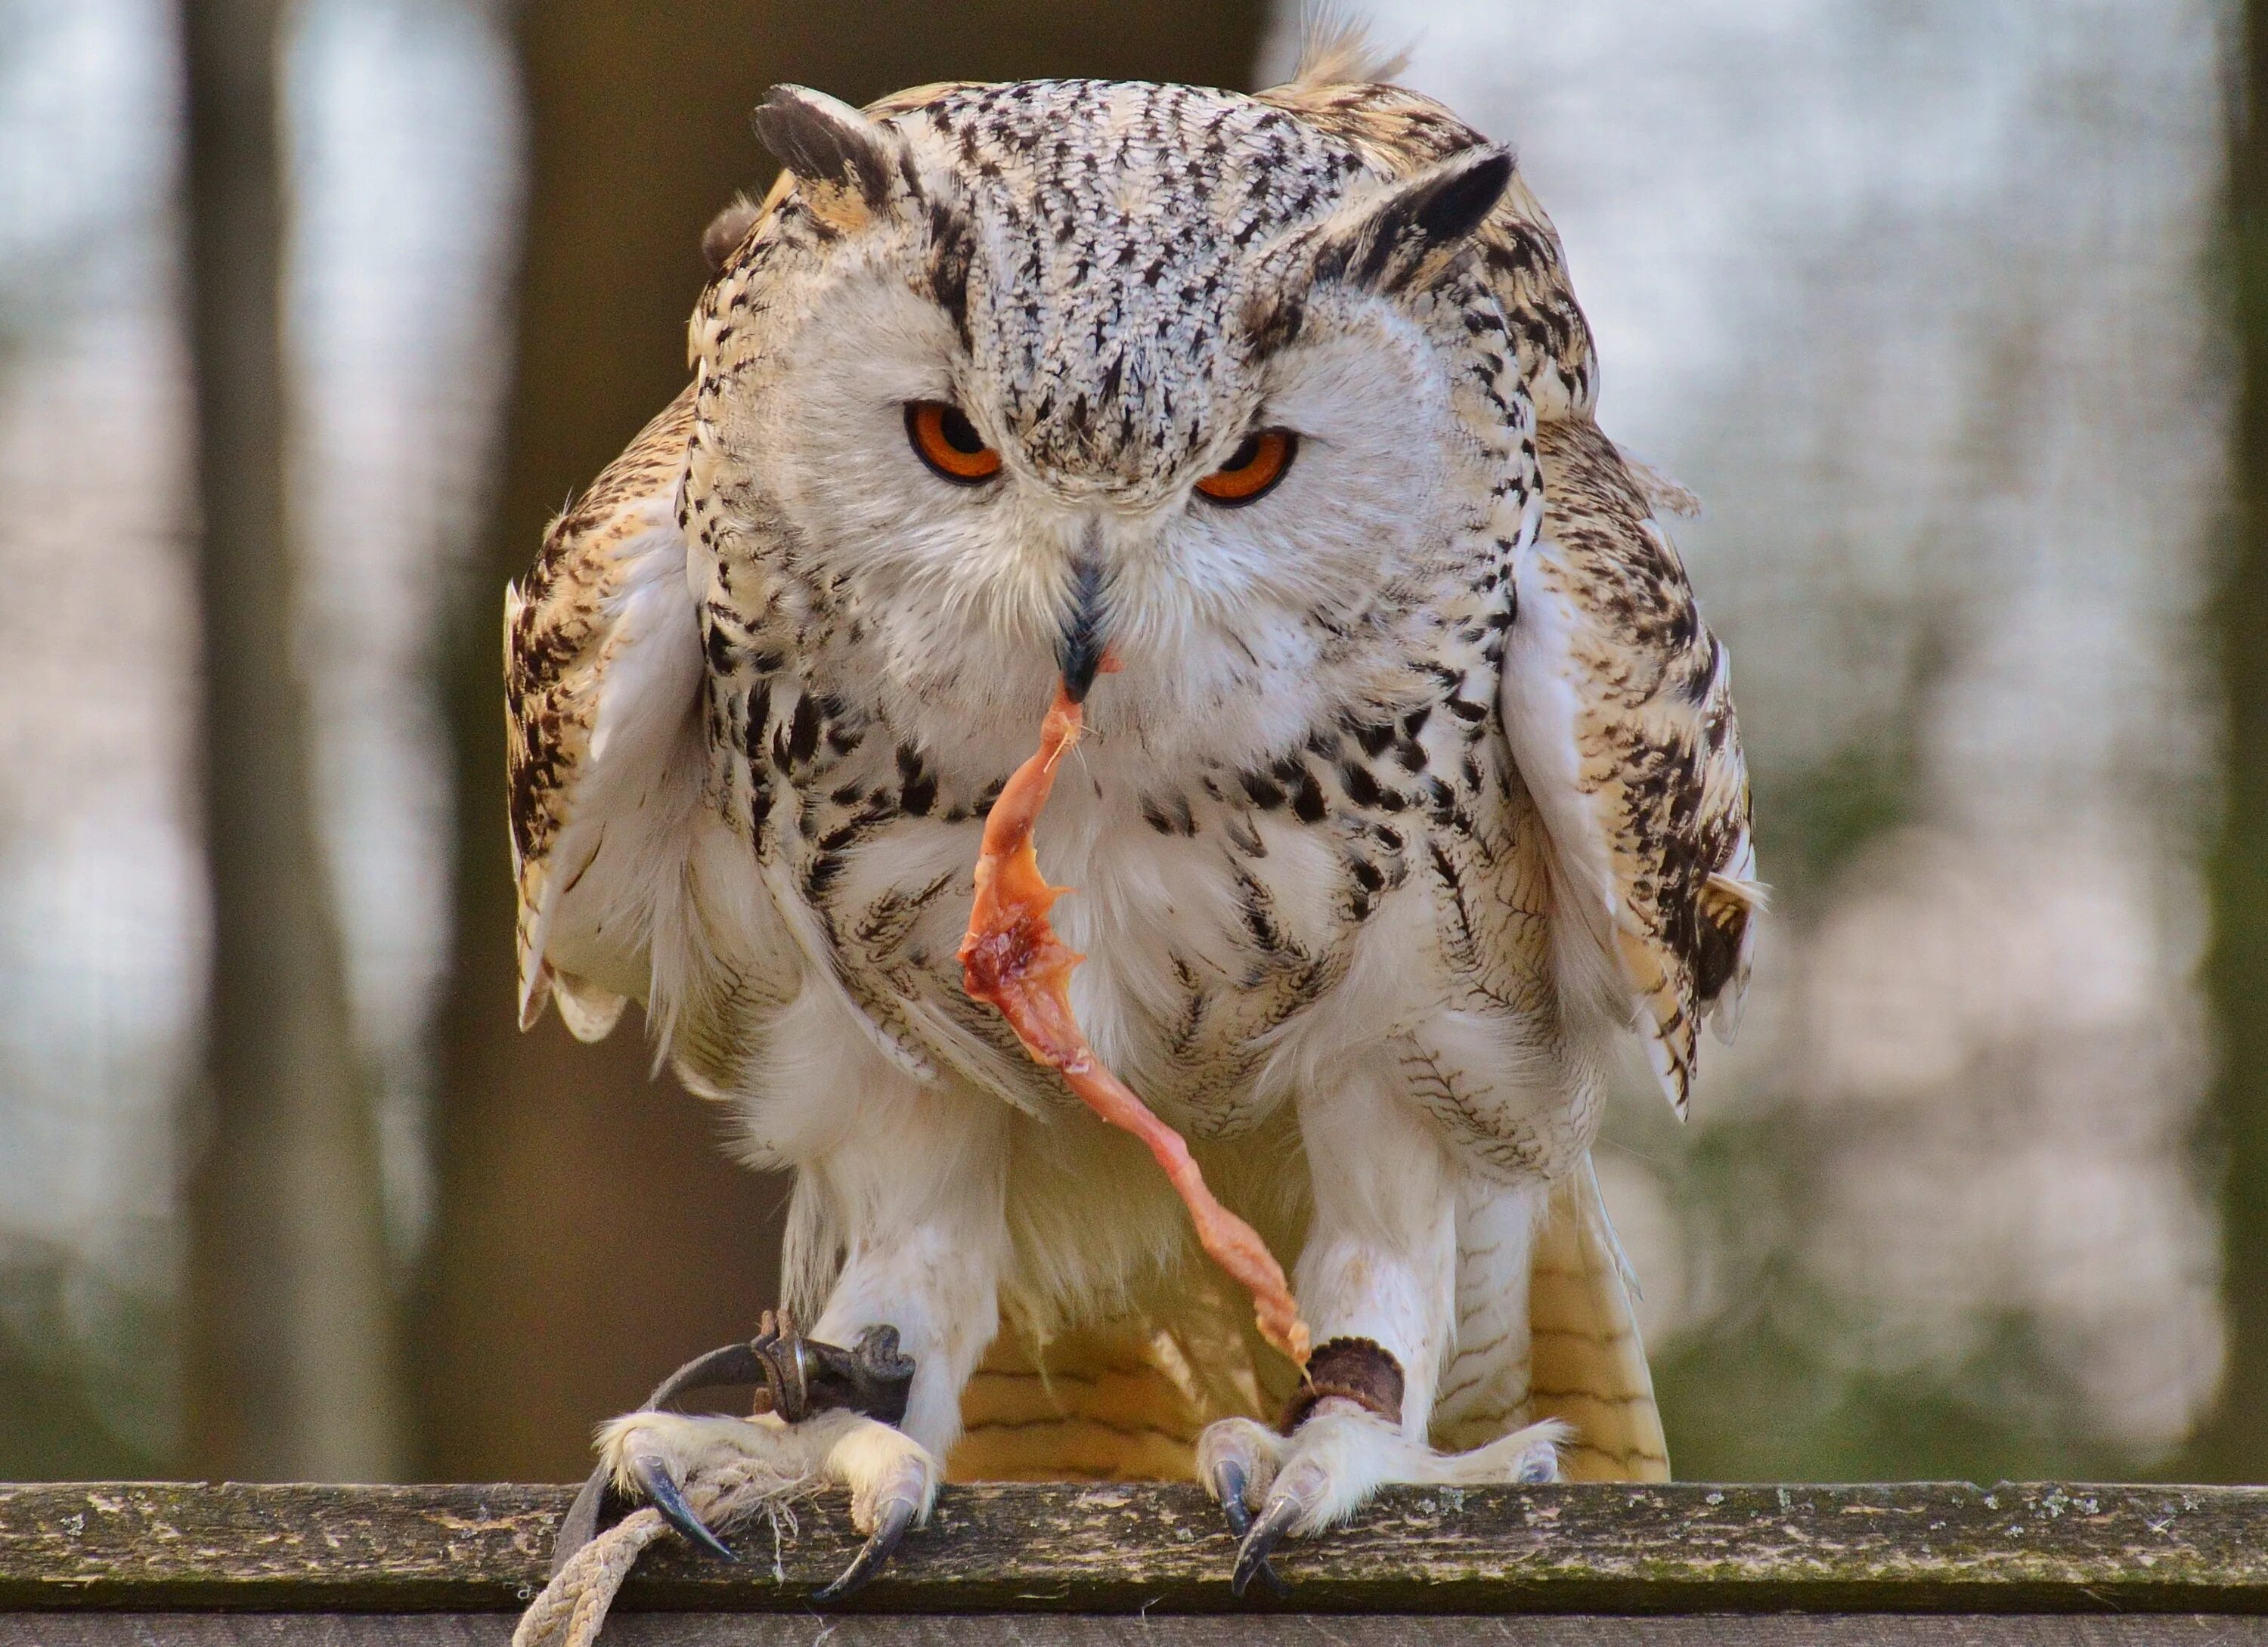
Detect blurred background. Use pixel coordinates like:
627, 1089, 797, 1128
0, 0, 2260, 1484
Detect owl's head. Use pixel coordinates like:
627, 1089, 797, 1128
688, 79, 1523, 761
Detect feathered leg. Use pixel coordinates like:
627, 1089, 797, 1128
1196, 1057, 1562, 1595
573, 1042, 1009, 1599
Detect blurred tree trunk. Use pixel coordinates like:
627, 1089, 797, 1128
180, 0, 406, 1480
415, 0, 1267, 1480
2198, 0, 2268, 1485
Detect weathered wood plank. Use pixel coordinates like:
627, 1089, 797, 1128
6, 1616, 2268, 1645
3, 1483, 2266, 1616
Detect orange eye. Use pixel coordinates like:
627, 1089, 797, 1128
1194, 428, 1297, 505
906, 401, 1002, 484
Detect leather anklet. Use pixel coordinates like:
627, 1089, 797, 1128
1280, 1336, 1404, 1432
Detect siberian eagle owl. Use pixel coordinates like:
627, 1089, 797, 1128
508, 36, 1757, 1599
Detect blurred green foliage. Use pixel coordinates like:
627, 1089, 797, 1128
1642, 1108, 2135, 1483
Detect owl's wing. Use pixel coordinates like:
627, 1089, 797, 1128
1499, 418, 1761, 1117
506, 388, 707, 1041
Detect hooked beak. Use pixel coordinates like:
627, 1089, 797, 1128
1057, 556, 1108, 704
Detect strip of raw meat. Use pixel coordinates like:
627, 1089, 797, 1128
958, 686, 1312, 1367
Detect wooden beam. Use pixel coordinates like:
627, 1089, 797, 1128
8, 1614, 2268, 1646
3, 1482, 2266, 1618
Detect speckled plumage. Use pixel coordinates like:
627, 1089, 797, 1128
505, 42, 1756, 1552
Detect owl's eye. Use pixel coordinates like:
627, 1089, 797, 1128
906, 401, 1002, 485
1194, 429, 1297, 506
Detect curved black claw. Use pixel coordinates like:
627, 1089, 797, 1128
552, 1472, 610, 1576
1231, 1494, 1303, 1599
1210, 1458, 1288, 1597
814, 1495, 917, 1602
629, 1450, 740, 1564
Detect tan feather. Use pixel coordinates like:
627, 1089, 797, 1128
950, 1267, 1277, 1483
950, 1322, 1210, 1483
953, 1160, 1670, 1486
1528, 1156, 1670, 1482
1619, 448, 1704, 519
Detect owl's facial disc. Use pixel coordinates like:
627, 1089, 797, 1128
1052, 430, 1300, 698
746, 274, 1464, 752
705, 81, 1514, 751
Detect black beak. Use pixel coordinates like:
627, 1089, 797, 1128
1058, 556, 1108, 703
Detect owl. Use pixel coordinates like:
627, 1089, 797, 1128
507, 32, 1758, 1603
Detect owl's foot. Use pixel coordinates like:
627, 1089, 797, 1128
1196, 1339, 1565, 1599
554, 1315, 931, 1599
596, 1404, 937, 1597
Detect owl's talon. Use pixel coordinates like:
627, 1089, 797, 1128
815, 1493, 917, 1600
1212, 1456, 1253, 1537
1208, 1457, 1287, 1596
1198, 1415, 1292, 1594
627, 1448, 739, 1563
1231, 1493, 1303, 1598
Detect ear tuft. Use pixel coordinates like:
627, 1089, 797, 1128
1331, 146, 1514, 293
1244, 145, 1517, 353
751, 85, 894, 210
1401, 148, 1514, 255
